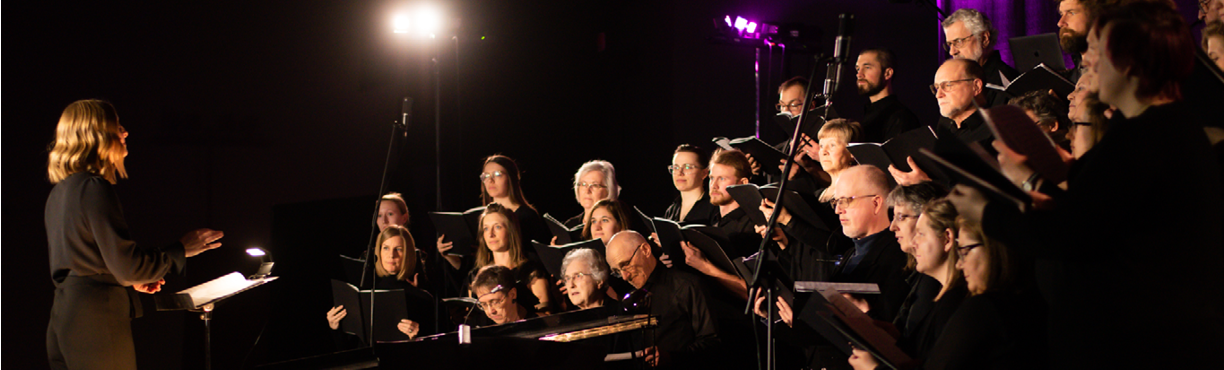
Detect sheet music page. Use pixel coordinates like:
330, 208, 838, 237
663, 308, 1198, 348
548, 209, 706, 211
178, 272, 261, 307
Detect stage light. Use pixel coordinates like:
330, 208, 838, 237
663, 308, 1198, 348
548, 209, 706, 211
747, 22, 758, 33
392, 5, 444, 37
393, 14, 411, 34
246, 248, 266, 257
725, 15, 732, 27
734, 16, 748, 31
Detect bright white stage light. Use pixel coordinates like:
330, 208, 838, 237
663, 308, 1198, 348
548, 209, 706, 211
393, 5, 444, 37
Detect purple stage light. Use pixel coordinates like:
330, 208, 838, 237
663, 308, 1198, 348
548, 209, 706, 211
734, 16, 747, 31
746, 22, 758, 33
725, 15, 732, 27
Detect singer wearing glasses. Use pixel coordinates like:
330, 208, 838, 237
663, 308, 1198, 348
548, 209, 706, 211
469, 265, 531, 326
564, 160, 622, 229
663, 144, 717, 225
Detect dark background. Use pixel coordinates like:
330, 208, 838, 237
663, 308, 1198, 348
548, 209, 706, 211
8, 0, 1195, 368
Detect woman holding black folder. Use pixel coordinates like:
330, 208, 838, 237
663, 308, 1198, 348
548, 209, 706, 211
435, 155, 549, 270
327, 225, 435, 345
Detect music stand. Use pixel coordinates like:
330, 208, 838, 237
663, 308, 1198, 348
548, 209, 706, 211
156, 272, 278, 370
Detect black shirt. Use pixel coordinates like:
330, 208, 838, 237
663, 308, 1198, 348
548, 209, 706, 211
981, 102, 1224, 368
638, 265, 719, 365
861, 95, 923, 143
46, 172, 185, 285
980, 50, 1020, 109
715, 207, 763, 259
831, 229, 910, 322
664, 192, 718, 226
935, 110, 993, 146
923, 290, 1048, 370
512, 205, 552, 248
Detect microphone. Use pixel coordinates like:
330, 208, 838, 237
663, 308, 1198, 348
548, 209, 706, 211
401, 97, 414, 136
831, 13, 855, 91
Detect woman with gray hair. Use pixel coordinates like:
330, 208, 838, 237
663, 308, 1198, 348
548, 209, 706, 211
564, 160, 622, 228
559, 248, 617, 314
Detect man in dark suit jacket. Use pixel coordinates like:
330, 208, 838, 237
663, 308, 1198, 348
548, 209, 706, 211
827, 165, 910, 322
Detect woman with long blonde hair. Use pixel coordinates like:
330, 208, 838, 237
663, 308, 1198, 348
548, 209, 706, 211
44, 100, 224, 368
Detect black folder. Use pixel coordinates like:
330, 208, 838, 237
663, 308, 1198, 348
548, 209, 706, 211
847, 126, 939, 173
734, 250, 794, 319
918, 147, 1031, 211
330, 279, 411, 343
428, 206, 486, 256
799, 285, 913, 369
724, 183, 827, 232
712, 136, 788, 177
980, 104, 1069, 184
650, 217, 734, 273
531, 239, 606, 278
1004, 63, 1075, 99
632, 206, 656, 234
542, 213, 584, 245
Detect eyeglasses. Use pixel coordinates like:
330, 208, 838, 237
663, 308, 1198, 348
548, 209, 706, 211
956, 243, 983, 257
775, 101, 803, 111
610, 243, 646, 279
480, 171, 505, 181
474, 285, 506, 311
667, 164, 700, 174
561, 272, 594, 284
830, 194, 879, 210
577, 182, 607, 190
929, 79, 976, 95
943, 34, 977, 51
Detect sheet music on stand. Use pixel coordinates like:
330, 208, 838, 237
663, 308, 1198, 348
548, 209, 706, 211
155, 272, 278, 311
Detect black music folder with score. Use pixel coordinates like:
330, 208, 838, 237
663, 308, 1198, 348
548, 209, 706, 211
428, 206, 486, 256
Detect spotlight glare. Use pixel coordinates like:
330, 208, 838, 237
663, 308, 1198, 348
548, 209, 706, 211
246, 248, 266, 257
393, 14, 411, 34
734, 16, 747, 31
724, 15, 732, 27
747, 22, 758, 33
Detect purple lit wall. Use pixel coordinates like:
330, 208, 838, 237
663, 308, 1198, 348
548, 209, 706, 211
939, 0, 1206, 69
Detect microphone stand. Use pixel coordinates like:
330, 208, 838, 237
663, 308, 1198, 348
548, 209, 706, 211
359, 113, 409, 348
743, 51, 832, 370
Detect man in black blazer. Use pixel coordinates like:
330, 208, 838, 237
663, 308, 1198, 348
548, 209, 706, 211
827, 165, 910, 322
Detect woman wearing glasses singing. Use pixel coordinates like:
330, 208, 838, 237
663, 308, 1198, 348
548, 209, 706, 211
664, 144, 718, 225
559, 248, 618, 315
436, 155, 551, 269
848, 199, 968, 370
564, 160, 622, 229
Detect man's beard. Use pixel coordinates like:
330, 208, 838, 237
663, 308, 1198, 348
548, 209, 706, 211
1059, 28, 1088, 55
857, 79, 887, 96
710, 192, 733, 206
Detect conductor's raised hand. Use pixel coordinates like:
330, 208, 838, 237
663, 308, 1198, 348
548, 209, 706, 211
327, 305, 347, 330
181, 228, 224, 257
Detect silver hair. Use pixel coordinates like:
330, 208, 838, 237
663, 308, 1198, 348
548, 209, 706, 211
573, 160, 621, 201
943, 8, 998, 48
560, 247, 610, 282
